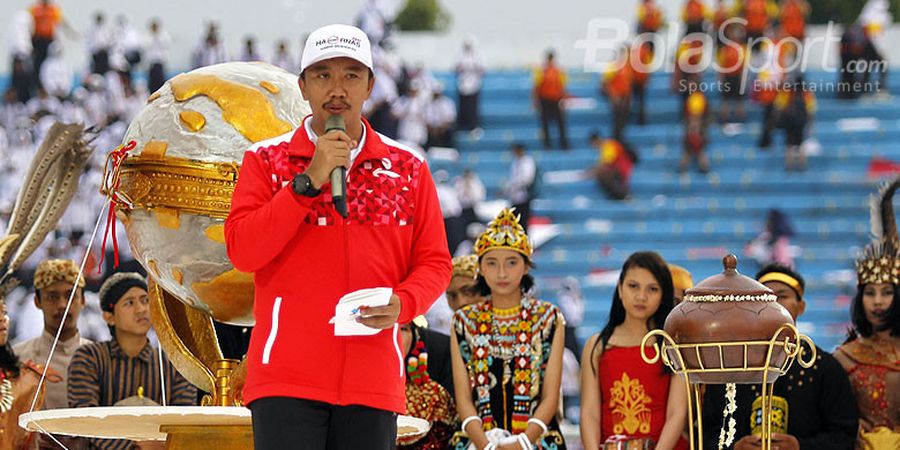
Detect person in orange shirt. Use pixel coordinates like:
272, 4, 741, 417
603, 47, 633, 140
742, 0, 778, 53
682, 0, 709, 35
28, 0, 73, 89
533, 49, 570, 149
718, 23, 748, 123
712, 0, 734, 48
638, 0, 665, 34
637, 0, 665, 54
779, 0, 810, 41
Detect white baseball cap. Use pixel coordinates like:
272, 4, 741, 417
300, 24, 373, 74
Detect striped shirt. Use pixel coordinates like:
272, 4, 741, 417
68, 338, 197, 449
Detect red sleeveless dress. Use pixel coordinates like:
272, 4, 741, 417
599, 346, 688, 449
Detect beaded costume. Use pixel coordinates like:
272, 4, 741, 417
449, 208, 566, 449
836, 178, 900, 449
398, 325, 457, 450
449, 298, 566, 449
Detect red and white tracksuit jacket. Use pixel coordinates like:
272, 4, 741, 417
225, 116, 451, 413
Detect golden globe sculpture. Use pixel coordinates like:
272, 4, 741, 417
103, 62, 311, 403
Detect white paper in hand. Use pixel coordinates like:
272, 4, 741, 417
329, 287, 393, 336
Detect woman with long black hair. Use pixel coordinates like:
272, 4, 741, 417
834, 179, 900, 450
580, 251, 687, 450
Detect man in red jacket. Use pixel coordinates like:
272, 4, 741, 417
225, 24, 451, 450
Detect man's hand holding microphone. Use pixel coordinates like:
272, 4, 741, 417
297, 115, 402, 327
303, 116, 356, 202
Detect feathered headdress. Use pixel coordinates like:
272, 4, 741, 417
473, 208, 533, 258
857, 177, 900, 285
0, 123, 94, 285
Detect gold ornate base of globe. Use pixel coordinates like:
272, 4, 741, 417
149, 278, 243, 406
641, 324, 817, 450
201, 359, 241, 407
161, 425, 252, 450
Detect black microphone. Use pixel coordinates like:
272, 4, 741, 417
325, 115, 348, 218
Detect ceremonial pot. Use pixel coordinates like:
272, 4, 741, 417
662, 255, 796, 384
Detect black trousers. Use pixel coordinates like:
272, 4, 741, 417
251, 397, 397, 450
31, 35, 53, 89
368, 102, 398, 139
758, 103, 775, 148
148, 62, 166, 94
539, 99, 569, 149
458, 92, 480, 130
611, 97, 631, 141
632, 83, 646, 125
444, 215, 466, 255
597, 168, 630, 200
92, 49, 110, 75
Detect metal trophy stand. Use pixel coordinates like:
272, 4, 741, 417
639, 256, 817, 450
640, 325, 816, 450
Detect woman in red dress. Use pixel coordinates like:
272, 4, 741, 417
580, 252, 688, 450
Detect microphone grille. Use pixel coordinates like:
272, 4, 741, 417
325, 115, 346, 133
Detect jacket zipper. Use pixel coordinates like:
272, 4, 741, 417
337, 171, 351, 403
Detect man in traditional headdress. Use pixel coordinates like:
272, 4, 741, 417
14, 259, 91, 449
14, 259, 91, 411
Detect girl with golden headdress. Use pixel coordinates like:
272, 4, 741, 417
449, 208, 566, 450
835, 179, 900, 450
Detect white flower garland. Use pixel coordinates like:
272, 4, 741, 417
685, 293, 777, 303
718, 383, 738, 450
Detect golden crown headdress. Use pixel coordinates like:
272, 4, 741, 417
857, 177, 900, 285
474, 208, 533, 258
451, 254, 478, 279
